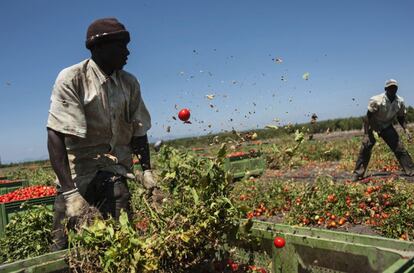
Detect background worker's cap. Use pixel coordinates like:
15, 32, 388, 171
86, 18, 130, 49
385, 79, 398, 88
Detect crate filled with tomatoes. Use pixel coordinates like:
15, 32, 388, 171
0, 179, 29, 195
225, 149, 266, 179
0, 185, 57, 236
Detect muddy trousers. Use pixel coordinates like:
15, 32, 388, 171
353, 125, 414, 178
50, 171, 132, 251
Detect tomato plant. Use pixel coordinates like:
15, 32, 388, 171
68, 144, 241, 272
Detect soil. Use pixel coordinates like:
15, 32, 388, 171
262, 161, 349, 183
259, 212, 379, 237
262, 162, 414, 183
344, 224, 379, 236
256, 160, 414, 237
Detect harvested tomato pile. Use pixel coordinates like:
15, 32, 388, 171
226, 151, 248, 158
211, 259, 267, 273
381, 164, 399, 172
0, 185, 56, 203
0, 179, 19, 184
231, 175, 414, 241
227, 149, 259, 159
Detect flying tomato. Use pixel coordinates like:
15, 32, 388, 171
178, 108, 191, 122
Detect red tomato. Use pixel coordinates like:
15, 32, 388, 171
178, 108, 191, 121
230, 262, 238, 271
273, 236, 286, 248
0, 185, 56, 203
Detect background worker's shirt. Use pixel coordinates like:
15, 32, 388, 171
367, 92, 405, 131
47, 59, 151, 189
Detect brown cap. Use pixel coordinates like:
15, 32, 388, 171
85, 18, 130, 49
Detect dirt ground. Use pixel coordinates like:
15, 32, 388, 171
262, 160, 414, 183
259, 214, 379, 236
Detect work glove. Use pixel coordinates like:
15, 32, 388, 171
142, 170, 157, 190
62, 188, 89, 218
405, 129, 413, 143
142, 170, 165, 211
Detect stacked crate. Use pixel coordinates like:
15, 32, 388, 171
224, 151, 266, 179
0, 178, 56, 237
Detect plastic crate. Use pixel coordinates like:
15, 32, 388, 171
0, 195, 56, 237
0, 180, 29, 195
233, 220, 414, 273
0, 250, 67, 273
224, 154, 266, 179
2, 221, 414, 272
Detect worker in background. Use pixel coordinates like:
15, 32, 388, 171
352, 79, 414, 181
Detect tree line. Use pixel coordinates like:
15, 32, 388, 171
2, 106, 414, 167
167, 106, 414, 147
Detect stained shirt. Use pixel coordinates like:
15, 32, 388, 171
367, 92, 405, 131
47, 59, 151, 188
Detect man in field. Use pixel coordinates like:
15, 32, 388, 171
47, 18, 158, 251
352, 79, 414, 181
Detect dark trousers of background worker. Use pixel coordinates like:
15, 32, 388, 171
50, 171, 132, 251
353, 125, 414, 179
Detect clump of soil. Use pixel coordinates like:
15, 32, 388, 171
73, 206, 102, 231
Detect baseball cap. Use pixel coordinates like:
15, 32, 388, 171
385, 79, 398, 88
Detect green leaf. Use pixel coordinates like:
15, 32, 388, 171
180, 234, 190, 243
119, 211, 129, 227
191, 187, 199, 205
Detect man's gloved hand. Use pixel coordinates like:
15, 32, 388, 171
142, 170, 165, 211
143, 170, 157, 190
150, 187, 165, 212
405, 129, 413, 142
62, 188, 89, 218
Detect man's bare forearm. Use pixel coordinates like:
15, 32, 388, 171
397, 115, 408, 131
47, 128, 75, 192
131, 134, 151, 171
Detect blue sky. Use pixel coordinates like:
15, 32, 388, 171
0, 0, 413, 163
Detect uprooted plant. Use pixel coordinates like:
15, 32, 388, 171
68, 144, 241, 273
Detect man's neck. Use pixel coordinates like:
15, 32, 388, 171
92, 56, 114, 76
386, 92, 396, 102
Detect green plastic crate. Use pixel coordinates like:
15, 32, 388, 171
0, 195, 56, 237
2, 221, 414, 272
224, 155, 266, 179
0, 250, 67, 273
234, 220, 414, 273
0, 180, 29, 195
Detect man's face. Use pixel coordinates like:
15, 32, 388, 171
385, 85, 398, 99
95, 40, 130, 71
